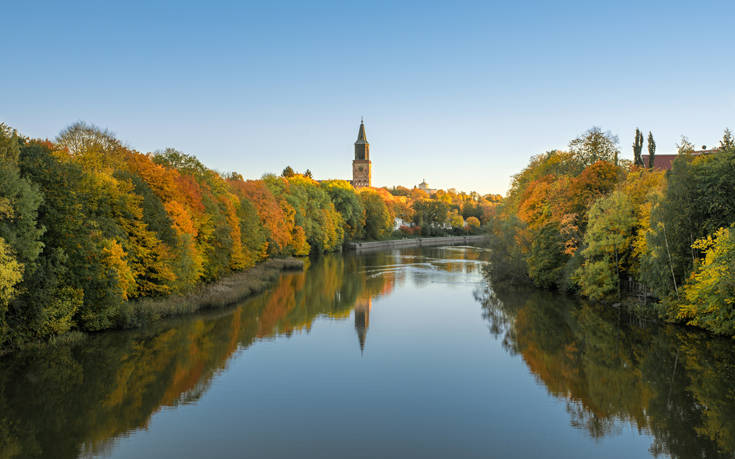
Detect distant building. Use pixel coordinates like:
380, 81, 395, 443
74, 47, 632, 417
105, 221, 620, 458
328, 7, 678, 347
352, 120, 371, 188
393, 217, 409, 230
642, 146, 719, 171
417, 179, 436, 194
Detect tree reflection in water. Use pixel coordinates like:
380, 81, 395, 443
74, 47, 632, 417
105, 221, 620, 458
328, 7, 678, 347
475, 279, 735, 459
0, 247, 485, 459
6, 246, 731, 459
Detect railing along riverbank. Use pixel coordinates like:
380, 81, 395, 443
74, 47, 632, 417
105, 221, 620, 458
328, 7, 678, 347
344, 234, 489, 252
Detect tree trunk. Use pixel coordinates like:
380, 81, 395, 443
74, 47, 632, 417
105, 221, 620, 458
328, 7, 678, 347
662, 222, 679, 298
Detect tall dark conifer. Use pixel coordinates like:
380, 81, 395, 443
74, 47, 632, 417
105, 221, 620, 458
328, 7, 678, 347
633, 129, 644, 166
647, 132, 656, 168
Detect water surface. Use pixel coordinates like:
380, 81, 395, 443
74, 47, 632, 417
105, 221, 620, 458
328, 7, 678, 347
1, 246, 734, 458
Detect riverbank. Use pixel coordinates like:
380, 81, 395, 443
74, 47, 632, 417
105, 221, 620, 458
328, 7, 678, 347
2, 258, 304, 356
114, 257, 304, 328
345, 234, 489, 252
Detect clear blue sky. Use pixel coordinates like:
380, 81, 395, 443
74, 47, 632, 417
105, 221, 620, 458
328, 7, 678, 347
2, 1, 733, 194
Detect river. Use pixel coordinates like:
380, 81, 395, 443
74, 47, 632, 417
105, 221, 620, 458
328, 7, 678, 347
1, 246, 734, 458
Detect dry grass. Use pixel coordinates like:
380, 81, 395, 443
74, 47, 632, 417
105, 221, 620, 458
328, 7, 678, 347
114, 258, 304, 328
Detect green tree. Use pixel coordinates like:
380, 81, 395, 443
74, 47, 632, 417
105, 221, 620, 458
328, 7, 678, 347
719, 128, 734, 152
271, 175, 343, 252
647, 132, 656, 168
639, 146, 735, 302
0, 124, 21, 163
639, 161, 692, 299
227, 193, 268, 267
0, 128, 45, 276
153, 147, 208, 178
527, 223, 567, 289
322, 180, 365, 240
575, 191, 636, 301
281, 166, 295, 177
633, 128, 644, 167
485, 215, 530, 284
17, 141, 124, 333
359, 190, 393, 240
0, 160, 44, 271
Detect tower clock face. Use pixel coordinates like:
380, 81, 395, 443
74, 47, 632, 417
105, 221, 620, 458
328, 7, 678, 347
358, 166, 364, 172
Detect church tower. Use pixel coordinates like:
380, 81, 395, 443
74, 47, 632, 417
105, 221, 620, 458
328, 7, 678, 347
352, 119, 371, 188
354, 297, 372, 354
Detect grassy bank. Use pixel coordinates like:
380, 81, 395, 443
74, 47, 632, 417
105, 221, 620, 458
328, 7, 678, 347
2, 258, 304, 357
114, 258, 304, 328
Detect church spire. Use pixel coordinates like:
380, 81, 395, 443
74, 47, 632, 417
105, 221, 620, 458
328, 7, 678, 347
352, 118, 371, 187
356, 119, 368, 144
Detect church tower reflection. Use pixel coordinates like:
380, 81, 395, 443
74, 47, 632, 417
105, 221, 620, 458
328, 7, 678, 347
354, 297, 372, 354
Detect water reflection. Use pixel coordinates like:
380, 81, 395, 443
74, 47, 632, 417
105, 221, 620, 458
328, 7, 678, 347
476, 281, 735, 458
354, 297, 371, 353
0, 247, 485, 459
5, 246, 732, 459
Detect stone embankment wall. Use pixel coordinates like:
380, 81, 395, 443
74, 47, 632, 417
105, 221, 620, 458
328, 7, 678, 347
344, 234, 489, 252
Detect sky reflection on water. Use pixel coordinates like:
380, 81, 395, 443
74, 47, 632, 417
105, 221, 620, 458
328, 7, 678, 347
1, 246, 734, 458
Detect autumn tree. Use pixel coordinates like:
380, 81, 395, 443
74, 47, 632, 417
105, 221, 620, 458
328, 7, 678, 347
321, 180, 365, 240
56, 121, 128, 172
0, 120, 499, 348
568, 127, 620, 167
360, 190, 393, 240
412, 199, 449, 236
677, 225, 735, 334
229, 178, 293, 255
448, 210, 465, 231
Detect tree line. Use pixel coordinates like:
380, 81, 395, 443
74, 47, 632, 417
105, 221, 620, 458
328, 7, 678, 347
486, 126, 735, 336
0, 251, 397, 457
0, 121, 498, 351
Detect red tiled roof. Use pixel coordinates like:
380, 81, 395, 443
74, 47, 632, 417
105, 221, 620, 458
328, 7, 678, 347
641, 149, 719, 171
641, 154, 677, 170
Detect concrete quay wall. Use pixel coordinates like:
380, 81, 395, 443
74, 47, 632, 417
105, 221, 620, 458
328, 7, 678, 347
344, 234, 488, 252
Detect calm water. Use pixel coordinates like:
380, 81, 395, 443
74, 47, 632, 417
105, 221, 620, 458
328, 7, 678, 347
1, 246, 735, 458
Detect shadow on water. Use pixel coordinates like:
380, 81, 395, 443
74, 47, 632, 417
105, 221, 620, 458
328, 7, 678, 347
0, 247, 486, 459
476, 280, 735, 458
